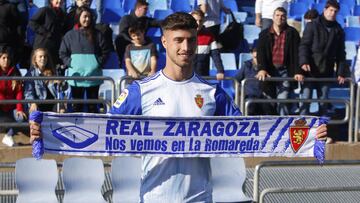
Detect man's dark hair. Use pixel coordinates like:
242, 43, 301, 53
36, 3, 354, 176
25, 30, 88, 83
325, 0, 340, 10
161, 12, 198, 32
135, 0, 149, 8
304, 9, 319, 20
128, 23, 145, 35
273, 7, 287, 15
251, 47, 257, 53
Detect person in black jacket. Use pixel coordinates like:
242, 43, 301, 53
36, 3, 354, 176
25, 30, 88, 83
114, 0, 159, 69
256, 7, 302, 115
29, 0, 66, 65
298, 0, 346, 115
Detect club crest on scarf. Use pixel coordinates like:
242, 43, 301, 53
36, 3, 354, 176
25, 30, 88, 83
289, 118, 310, 153
194, 94, 204, 109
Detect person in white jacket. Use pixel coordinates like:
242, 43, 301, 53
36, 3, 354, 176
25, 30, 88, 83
255, 0, 291, 30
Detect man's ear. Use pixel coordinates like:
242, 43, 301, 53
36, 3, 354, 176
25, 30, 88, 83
161, 35, 167, 49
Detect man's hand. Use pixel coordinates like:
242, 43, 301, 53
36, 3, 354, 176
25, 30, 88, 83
216, 73, 224, 80
16, 111, 27, 120
29, 103, 38, 114
301, 64, 311, 72
255, 14, 262, 27
294, 74, 304, 82
316, 124, 327, 140
255, 70, 270, 81
29, 121, 41, 144
337, 76, 345, 85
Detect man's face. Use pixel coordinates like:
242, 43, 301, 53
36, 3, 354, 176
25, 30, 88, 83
136, 5, 148, 17
76, 0, 91, 7
51, 0, 63, 8
272, 10, 287, 27
0, 53, 10, 71
191, 14, 204, 31
161, 29, 197, 69
323, 6, 338, 21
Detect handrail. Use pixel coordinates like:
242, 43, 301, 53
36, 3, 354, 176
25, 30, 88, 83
253, 160, 360, 202
354, 82, 360, 142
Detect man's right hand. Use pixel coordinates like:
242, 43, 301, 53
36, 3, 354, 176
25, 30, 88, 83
301, 64, 311, 72
255, 70, 270, 81
29, 121, 41, 144
255, 14, 261, 27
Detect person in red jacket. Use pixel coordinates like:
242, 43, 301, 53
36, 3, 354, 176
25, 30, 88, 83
0, 46, 26, 147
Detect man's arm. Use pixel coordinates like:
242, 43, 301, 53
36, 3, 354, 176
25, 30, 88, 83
335, 29, 347, 84
298, 22, 314, 72
118, 15, 132, 42
255, 0, 263, 27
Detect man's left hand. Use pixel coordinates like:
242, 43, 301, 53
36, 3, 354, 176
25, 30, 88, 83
316, 124, 327, 140
216, 73, 224, 80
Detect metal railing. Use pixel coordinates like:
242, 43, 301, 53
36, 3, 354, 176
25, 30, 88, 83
253, 160, 360, 202
354, 82, 360, 142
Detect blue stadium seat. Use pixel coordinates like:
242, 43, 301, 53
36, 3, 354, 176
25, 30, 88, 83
157, 51, 166, 70
111, 157, 142, 203
339, 0, 356, 9
210, 53, 237, 70
289, 2, 308, 20
222, 0, 238, 12
311, 3, 325, 14
170, 0, 191, 13
16, 158, 58, 203
146, 27, 162, 37
104, 0, 122, 9
102, 7, 124, 24
336, 14, 345, 28
318, 0, 327, 3
239, 53, 253, 70
62, 158, 106, 203
148, 0, 168, 16
338, 4, 351, 16
104, 52, 119, 69
211, 158, 251, 203
328, 87, 350, 109
346, 16, 360, 27
153, 9, 173, 20
344, 27, 360, 42
32, 0, 46, 8
243, 24, 260, 45
123, 0, 137, 13
222, 11, 248, 24
345, 41, 357, 61
101, 68, 126, 100
354, 5, 360, 16
297, 0, 315, 9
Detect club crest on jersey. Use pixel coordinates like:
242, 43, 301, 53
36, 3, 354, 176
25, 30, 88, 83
114, 89, 129, 108
289, 118, 310, 153
195, 94, 204, 109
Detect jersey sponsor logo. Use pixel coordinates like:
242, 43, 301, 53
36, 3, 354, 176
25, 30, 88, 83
114, 89, 129, 108
153, 98, 165, 105
195, 94, 204, 109
289, 118, 310, 153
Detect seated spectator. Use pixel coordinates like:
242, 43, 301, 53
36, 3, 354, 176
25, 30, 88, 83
125, 23, 157, 79
235, 48, 276, 115
59, 6, 111, 113
29, 0, 66, 65
24, 48, 66, 113
191, 10, 224, 80
0, 46, 26, 147
304, 9, 319, 23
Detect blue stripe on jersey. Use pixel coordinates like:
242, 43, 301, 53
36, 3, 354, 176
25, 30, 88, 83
194, 73, 217, 86
139, 71, 161, 84
109, 83, 142, 115
214, 85, 242, 116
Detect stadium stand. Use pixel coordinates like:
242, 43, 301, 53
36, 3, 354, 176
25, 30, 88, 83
15, 158, 58, 203
354, 5, 360, 16
147, 0, 168, 16
346, 16, 360, 27
239, 53, 253, 70
122, 0, 137, 14
344, 27, 360, 42
170, 0, 191, 13
339, 0, 356, 9
311, 3, 325, 13
222, 0, 238, 12
243, 24, 261, 45
102, 7, 124, 24
289, 2, 308, 20
153, 9, 173, 20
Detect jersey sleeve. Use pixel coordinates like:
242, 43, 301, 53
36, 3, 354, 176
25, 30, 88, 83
214, 85, 242, 116
109, 82, 142, 115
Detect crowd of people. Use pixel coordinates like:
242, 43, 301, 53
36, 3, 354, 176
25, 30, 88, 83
0, 0, 346, 147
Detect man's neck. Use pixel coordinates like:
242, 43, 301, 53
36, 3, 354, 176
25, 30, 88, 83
162, 64, 193, 81
272, 24, 285, 35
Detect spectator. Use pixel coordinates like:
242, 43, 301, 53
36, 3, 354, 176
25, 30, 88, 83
125, 23, 157, 79
255, 0, 290, 30
304, 9, 319, 23
7, 0, 28, 42
235, 48, 277, 115
0, 0, 22, 62
115, 0, 159, 68
198, 0, 230, 39
191, 10, 224, 80
0, 46, 26, 147
24, 48, 66, 113
29, 0, 66, 65
59, 6, 111, 113
298, 0, 347, 115
65, 0, 94, 32
256, 7, 302, 115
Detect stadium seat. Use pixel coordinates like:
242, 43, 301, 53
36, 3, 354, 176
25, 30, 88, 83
339, 0, 356, 9
338, 4, 351, 16
239, 53, 253, 70
62, 158, 106, 203
146, 27, 162, 37
104, 0, 122, 9
123, 0, 137, 14
101, 68, 126, 100
345, 41, 357, 61
111, 157, 142, 203
170, 0, 191, 13
222, 0, 238, 12
296, 0, 315, 8
311, 3, 325, 14
354, 5, 360, 16
328, 87, 350, 109
289, 2, 308, 20
243, 24, 261, 45
102, 7, 124, 24
148, 0, 168, 16
32, 0, 46, 8
318, 0, 327, 3
104, 52, 120, 69
346, 16, 360, 27
210, 53, 237, 70
336, 15, 345, 28
153, 9, 174, 20
15, 158, 58, 203
224, 11, 248, 23
344, 27, 360, 42
211, 157, 252, 203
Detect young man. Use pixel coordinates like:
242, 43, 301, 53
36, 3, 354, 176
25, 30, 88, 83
256, 7, 302, 115
125, 23, 157, 79
298, 0, 346, 115
29, 12, 328, 202
191, 10, 224, 80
